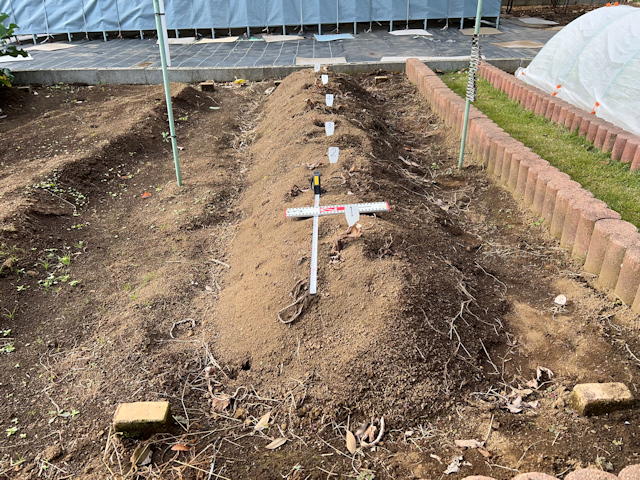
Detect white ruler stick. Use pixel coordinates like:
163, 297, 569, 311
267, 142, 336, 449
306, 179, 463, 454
285, 202, 390, 218
309, 175, 321, 295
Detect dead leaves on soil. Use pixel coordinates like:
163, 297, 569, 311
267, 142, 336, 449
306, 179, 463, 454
330, 223, 362, 263
454, 439, 485, 449
211, 395, 231, 413
265, 437, 287, 450
254, 412, 270, 431
346, 430, 357, 454
499, 366, 553, 413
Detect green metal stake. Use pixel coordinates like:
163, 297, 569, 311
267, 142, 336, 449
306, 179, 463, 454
458, 0, 484, 170
153, 0, 182, 186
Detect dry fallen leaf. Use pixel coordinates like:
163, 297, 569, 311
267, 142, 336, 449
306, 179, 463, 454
355, 421, 368, 439
211, 396, 230, 413
171, 444, 190, 451
346, 223, 362, 238
536, 366, 554, 381
346, 430, 357, 454
131, 443, 152, 466
265, 437, 287, 450
141, 192, 152, 199
477, 448, 492, 458
364, 424, 377, 443
454, 439, 485, 449
254, 412, 270, 431
444, 455, 463, 475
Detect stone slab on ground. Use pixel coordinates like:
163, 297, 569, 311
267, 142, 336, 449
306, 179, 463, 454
113, 401, 171, 437
513, 473, 557, 480
619, 464, 640, 480
566, 469, 619, 480
569, 383, 634, 416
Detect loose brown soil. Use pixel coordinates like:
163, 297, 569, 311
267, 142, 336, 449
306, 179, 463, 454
0, 71, 639, 480
502, 4, 611, 25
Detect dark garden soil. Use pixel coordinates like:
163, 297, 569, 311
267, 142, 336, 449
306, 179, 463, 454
0, 70, 639, 480
501, 4, 611, 25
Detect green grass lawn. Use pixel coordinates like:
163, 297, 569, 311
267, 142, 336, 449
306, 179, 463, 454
443, 73, 640, 228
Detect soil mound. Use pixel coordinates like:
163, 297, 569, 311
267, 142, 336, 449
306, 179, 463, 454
0, 84, 197, 258
212, 70, 507, 422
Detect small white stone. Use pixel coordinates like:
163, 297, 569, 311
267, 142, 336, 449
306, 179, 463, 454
554, 294, 567, 306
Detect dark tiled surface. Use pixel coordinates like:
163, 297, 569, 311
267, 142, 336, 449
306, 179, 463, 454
1, 21, 556, 71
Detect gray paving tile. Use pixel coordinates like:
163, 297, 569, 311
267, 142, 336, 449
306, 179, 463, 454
0, 26, 557, 72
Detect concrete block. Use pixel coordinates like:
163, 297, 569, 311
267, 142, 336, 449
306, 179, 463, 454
551, 104, 562, 123
563, 109, 576, 130
113, 401, 172, 437
513, 474, 557, 480
619, 464, 640, 480
632, 146, 640, 172
612, 133, 630, 161
558, 193, 599, 249
597, 229, 640, 290
199, 81, 215, 91
621, 138, 639, 164
542, 178, 580, 228
593, 123, 610, 150
566, 469, 620, 480
584, 220, 638, 276
558, 106, 569, 126
501, 150, 513, 185
602, 127, 622, 153
586, 120, 600, 143
570, 383, 634, 416
570, 111, 583, 132
545, 99, 555, 120
525, 164, 553, 207
531, 167, 561, 218
614, 246, 640, 306
572, 205, 621, 261
578, 117, 591, 138
551, 187, 591, 240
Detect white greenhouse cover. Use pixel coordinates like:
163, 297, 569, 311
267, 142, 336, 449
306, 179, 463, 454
515, 5, 640, 136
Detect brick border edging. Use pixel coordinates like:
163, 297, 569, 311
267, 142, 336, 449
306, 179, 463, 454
406, 58, 640, 313
461, 464, 640, 480
479, 62, 640, 168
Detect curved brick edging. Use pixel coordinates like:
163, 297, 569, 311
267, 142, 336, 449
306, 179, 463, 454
406, 58, 640, 312
460, 466, 640, 479
479, 63, 640, 169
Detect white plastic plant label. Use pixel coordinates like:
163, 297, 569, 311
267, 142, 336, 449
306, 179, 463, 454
326, 94, 334, 107
345, 204, 360, 227
325, 122, 334, 136
314, 64, 321, 72
321, 74, 329, 85
328, 147, 339, 164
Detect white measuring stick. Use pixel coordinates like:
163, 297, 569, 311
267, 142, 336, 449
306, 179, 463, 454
309, 173, 322, 295
310, 194, 319, 295
285, 201, 390, 218
321, 74, 329, 85
326, 94, 334, 107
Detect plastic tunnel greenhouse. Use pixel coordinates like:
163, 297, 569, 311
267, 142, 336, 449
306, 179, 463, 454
515, 4, 640, 136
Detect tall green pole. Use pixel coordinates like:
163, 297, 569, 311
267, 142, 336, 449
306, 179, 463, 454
153, 0, 182, 186
458, 0, 484, 170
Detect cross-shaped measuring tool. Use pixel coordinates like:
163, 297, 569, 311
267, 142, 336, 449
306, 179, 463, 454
285, 172, 390, 294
